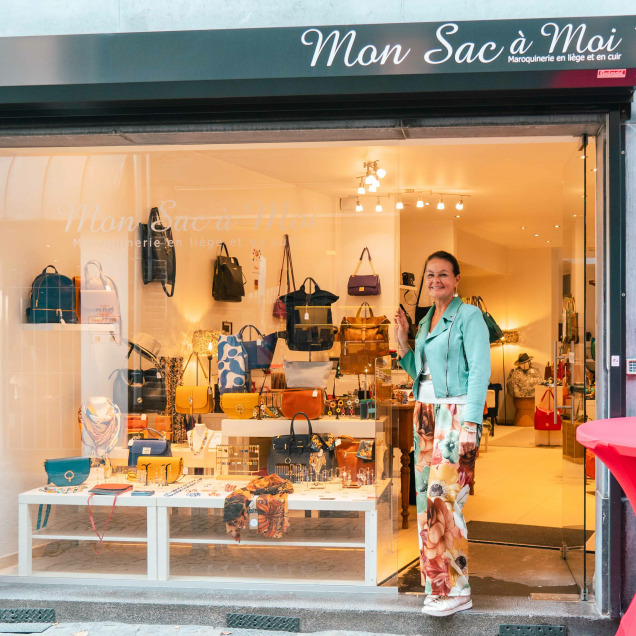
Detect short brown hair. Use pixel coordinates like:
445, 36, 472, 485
424, 251, 460, 276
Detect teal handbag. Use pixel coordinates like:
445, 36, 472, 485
44, 456, 91, 486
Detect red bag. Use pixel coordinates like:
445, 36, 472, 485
534, 389, 561, 431
273, 235, 295, 319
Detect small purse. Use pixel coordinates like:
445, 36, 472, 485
348, 247, 381, 296
220, 393, 261, 419
44, 456, 91, 486
174, 352, 214, 414
136, 457, 183, 484
283, 360, 332, 390
280, 389, 325, 420
127, 429, 172, 468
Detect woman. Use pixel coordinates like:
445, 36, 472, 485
395, 250, 490, 617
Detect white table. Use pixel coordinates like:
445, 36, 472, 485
18, 485, 158, 579
221, 417, 376, 438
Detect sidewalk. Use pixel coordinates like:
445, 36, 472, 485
39, 627, 400, 636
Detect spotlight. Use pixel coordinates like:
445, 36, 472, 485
365, 173, 375, 185
355, 200, 363, 212
396, 200, 404, 210
375, 199, 383, 213
437, 197, 445, 210
416, 198, 424, 208
376, 167, 386, 179
456, 198, 464, 211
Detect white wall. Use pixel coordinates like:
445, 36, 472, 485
0, 1, 632, 37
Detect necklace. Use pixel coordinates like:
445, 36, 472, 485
188, 429, 210, 455
164, 477, 204, 497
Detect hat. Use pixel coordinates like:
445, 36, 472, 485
129, 333, 161, 362
514, 353, 533, 366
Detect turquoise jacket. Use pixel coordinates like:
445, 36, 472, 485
399, 297, 491, 424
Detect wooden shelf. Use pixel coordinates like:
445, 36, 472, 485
399, 285, 417, 291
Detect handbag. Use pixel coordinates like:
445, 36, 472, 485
127, 428, 172, 468
267, 412, 336, 474
335, 436, 375, 479
139, 207, 176, 297
126, 414, 171, 434
348, 247, 381, 296
212, 242, 246, 302
237, 325, 278, 370
401, 272, 415, 287
283, 360, 333, 390
280, 389, 325, 420
220, 393, 261, 419
136, 456, 183, 484
414, 268, 433, 325
26, 265, 78, 324
340, 302, 390, 345
81, 261, 121, 341
174, 352, 214, 414
467, 296, 504, 344
44, 456, 91, 486
279, 277, 339, 352
110, 341, 167, 414
274, 234, 296, 319
562, 296, 579, 344
217, 333, 248, 394
87, 484, 133, 554
534, 389, 562, 431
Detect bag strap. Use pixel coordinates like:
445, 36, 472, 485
355, 302, 374, 318
218, 242, 230, 258
37, 504, 51, 530
178, 352, 209, 384
42, 265, 59, 274
300, 277, 320, 293
132, 427, 166, 441
352, 247, 377, 276
290, 412, 313, 439
285, 235, 296, 293
415, 265, 426, 309
539, 389, 554, 410
276, 236, 288, 297
87, 492, 120, 554
238, 324, 265, 341
84, 260, 104, 284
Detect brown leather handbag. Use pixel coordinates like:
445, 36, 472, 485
281, 389, 324, 420
340, 302, 390, 345
335, 436, 375, 477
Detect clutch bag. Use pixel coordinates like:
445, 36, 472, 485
44, 456, 91, 486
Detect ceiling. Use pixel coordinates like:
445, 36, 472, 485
150, 136, 597, 249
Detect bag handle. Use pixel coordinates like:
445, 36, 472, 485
87, 492, 120, 554
539, 389, 555, 410
84, 260, 105, 284
178, 352, 209, 384
300, 277, 320, 293
218, 242, 230, 258
355, 302, 374, 318
276, 236, 288, 298
289, 412, 313, 439
352, 247, 377, 276
238, 324, 265, 341
42, 265, 59, 274
285, 235, 296, 294
131, 427, 166, 441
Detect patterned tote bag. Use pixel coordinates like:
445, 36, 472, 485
217, 333, 248, 394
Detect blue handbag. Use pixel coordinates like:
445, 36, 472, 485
127, 429, 172, 468
237, 325, 278, 370
44, 456, 91, 486
26, 265, 78, 324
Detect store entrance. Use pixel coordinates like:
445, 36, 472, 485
395, 134, 597, 600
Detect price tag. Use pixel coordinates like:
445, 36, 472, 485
312, 390, 318, 397
141, 414, 147, 420
183, 467, 189, 475
142, 446, 152, 455
257, 339, 262, 346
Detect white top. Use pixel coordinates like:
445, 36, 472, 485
417, 360, 467, 405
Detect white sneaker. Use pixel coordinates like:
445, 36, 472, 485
421, 595, 472, 617
423, 594, 438, 605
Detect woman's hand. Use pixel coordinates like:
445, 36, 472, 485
394, 307, 411, 352
459, 423, 478, 456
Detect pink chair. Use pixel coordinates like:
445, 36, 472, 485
577, 418, 636, 636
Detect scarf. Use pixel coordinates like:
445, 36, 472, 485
223, 474, 293, 542
79, 399, 121, 457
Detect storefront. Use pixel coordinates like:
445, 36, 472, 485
0, 13, 634, 620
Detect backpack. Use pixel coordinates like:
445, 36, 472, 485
26, 265, 78, 324
212, 243, 245, 302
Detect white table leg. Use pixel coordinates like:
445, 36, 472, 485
157, 507, 169, 581
18, 502, 32, 576
364, 508, 377, 586
146, 506, 158, 580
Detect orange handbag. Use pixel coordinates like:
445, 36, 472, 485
280, 389, 324, 420
126, 414, 171, 434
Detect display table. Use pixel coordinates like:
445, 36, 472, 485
577, 418, 636, 636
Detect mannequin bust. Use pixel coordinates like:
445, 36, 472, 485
506, 353, 542, 427
187, 422, 211, 455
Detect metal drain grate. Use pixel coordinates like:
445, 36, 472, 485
227, 613, 300, 632
499, 627, 565, 636
0, 609, 55, 623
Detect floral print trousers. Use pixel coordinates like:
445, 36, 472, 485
413, 401, 477, 597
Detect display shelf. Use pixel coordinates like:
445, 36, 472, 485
21, 323, 116, 332
399, 285, 417, 291
221, 417, 375, 438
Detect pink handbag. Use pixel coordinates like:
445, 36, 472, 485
534, 389, 562, 431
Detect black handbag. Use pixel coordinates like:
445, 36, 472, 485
212, 242, 246, 302
414, 268, 433, 324
127, 428, 172, 468
110, 341, 167, 414
267, 412, 336, 474
139, 207, 176, 297
279, 277, 339, 351
26, 265, 78, 324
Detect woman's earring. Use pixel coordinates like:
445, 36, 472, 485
453, 288, 459, 298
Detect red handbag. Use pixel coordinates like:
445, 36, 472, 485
274, 234, 295, 319
534, 389, 562, 431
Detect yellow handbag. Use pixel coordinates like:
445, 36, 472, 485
220, 393, 260, 419
136, 456, 183, 484
175, 353, 213, 414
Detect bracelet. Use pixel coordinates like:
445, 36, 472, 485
461, 425, 478, 434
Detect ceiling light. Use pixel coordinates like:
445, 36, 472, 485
395, 200, 404, 210
373, 176, 381, 187
365, 173, 375, 185
425, 201, 430, 206
376, 167, 386, 179
368, 183, 377, 193
455, 215, 461, 218
456, 198, 464, 211
572, 214, 577, 217
416, 198, 424, 208
534, 234, 539, 237
357, 178, 365, 195
546, 240, 551, 243
592, 168, 598, 172
520, 226, 526, 230
375, 199, 383, 213
357, 186, 365, 195
355, 199, 363, 212
580, 154, 586, 159
437, 197, 445, 210
554, 224, 560, 228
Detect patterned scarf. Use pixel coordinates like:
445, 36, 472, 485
223, 474, 294, 542
159, 356, 186, 443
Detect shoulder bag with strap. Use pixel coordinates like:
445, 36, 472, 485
213, 242, 246, 302
87, 484, 133, 554
174, 352, 214, 414
274, 234, 296, 319
139, 207, 176, 297
414, 266, 433, 325
467, 296, 504, 344
348, 247, 381, 296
